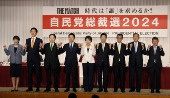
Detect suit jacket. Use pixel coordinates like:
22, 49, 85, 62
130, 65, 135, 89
96, 43, 110, 66
59, 42, 81, 66
127, 41, 146, 67
146, 46, 165, 68
41, 43, 62, 69
110, 43, 128, 67
4, 44, 26, 64
26, 37, 43, 63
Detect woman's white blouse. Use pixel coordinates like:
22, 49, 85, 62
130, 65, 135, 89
81, 45, 96, 63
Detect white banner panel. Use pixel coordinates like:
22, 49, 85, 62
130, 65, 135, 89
42, 6, 168, 37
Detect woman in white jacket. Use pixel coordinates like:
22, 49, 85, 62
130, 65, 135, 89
81, 36, 96, 92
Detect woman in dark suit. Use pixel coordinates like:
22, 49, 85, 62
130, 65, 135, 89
3, 36, 26, 92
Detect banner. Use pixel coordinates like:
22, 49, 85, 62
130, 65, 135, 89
42, 6, 168, 37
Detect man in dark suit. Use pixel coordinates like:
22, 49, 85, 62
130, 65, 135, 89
96, 33, 111, 92
59, 33, 81, 92
40, 34, 62, 92
25, 27, 43, 92
147, 37, 165, 93
110, 34, 128, 93
128, 33, 146, 92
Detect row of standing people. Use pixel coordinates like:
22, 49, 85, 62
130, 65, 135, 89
3, 27, 164, 94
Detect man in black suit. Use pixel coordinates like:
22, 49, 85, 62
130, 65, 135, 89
128, 33, 146, 92
146, 37, 165, 93
25, 27, 43, 92
59, 33, 81, 92
40, 34, 62, 92
96, 33, 111, 92
110, 34, 128, 93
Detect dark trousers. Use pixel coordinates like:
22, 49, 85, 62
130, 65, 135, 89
129, 61, 142, 91
45, 64, 58, 90
98, 61, 109, 90
149, 63, 161, 91
27, 60, 40, 89
65, 62, 77, 89
83, 63, 94, 91
113, 61, 125, 91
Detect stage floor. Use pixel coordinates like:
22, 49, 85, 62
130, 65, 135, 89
0, 87, 170, 95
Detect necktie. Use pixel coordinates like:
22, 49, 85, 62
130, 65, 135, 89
154, 47, 156, 63
31, 37, 34, 48
70, 43, 72, 52
135, 43, 137, 53
50, 44, 53, 51
102, 43, 104, 52
118, 43, 121, 54
118, 43, 121, 61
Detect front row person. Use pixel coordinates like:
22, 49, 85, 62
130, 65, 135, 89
146, 37, 165, 93
128, 33, 146, 93
3, 36, 26, 92
59, 33, 82, 92
40, 34, 62, 92
81, 36, 96, 92
110, 34, 128, 93
96, 33, 111, 92
25, 27, 43, 92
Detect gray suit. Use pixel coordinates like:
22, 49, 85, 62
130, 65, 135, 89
4, 44, 26, 64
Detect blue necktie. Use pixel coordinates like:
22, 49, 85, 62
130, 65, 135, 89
154, 47, 156, 63
70, 43, 72, 52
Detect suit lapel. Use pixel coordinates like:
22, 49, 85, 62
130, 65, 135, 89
29, 38, 31, 47
151, 46, 154, 55
132, 42, 135, 51
52, 43, 57, 52
137, 42, 141, 52
115, 42, 117, 51
68, 43, 71, 53
72, 43, 76, 52
156, 46, 159, 55
104, 43, 107, 53
16, 45, 20, 54
11, 44, 15, 53
48, 43, 51, 51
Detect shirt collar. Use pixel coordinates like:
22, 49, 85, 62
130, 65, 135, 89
70, 42, 74, 44
50, 43, 54, 46
134, 41, 138, 44
153, 46, 157, 48
117, 42, 122, 44
31, 37, 36, 39
101, 42, 106, 44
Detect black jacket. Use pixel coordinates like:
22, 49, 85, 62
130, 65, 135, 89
127, 41, 146, 67
110, 43, 128, 67
41, 43, 62, 69
26, 37, 43, 63
60, 43, 81, 66
96, 43, 110, 66
146, 46, 165, 68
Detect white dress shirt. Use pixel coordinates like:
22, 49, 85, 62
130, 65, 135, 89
50, 43, 54, 47
113, 42, 121, 50
31, 37, 36, 43
69, 42, 74, 47
134, 41, 138, 52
